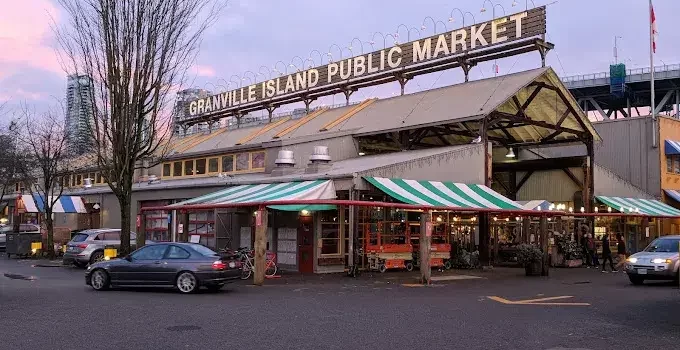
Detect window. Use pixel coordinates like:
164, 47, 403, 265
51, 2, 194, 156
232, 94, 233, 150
320, 211, 341, 255
89, 173, 96, 182
96, 173, 103, 184
667, 157, 673, 172
71, 234, 89, 242
190, 244, 218, 257
184, 160, 194, 176
173, 161, 182, 176
104, 232, 121, 241
195, 158, 206, 175
131, 244, 167, 260
674, 157, 679, 174
166, 246, 191, 259
236, 153, 249, 171
208, 158, 219, 173
163, 163, 171, 177
222, 155, 234, 172
76, 174, 82, 186
251, 152, 265, 169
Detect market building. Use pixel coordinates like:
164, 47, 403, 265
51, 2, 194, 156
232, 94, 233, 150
3, 5, 680, 273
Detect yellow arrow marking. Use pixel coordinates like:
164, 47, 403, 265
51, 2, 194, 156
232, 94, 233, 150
487, 296, 590, 306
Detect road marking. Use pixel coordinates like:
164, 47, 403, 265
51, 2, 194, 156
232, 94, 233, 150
487, 295, 590, 306
430, 275, 484, 281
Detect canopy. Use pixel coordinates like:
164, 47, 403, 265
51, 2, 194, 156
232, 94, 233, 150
517, 200, 553, 211
364, 177, 523, 209
22, 195, 88, 214
172, 180, 337, 212
664, 140, 680, 155
664, 190, 680, 203
596, 195, 680, 217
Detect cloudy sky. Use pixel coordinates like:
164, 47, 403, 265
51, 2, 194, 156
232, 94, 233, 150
1, 0, 679, 115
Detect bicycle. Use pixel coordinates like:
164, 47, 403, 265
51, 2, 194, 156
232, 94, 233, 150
236, 248, 277, 280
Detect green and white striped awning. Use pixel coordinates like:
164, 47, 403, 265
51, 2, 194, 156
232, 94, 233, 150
596, 196, 680, 217
365, 177, 523, 210
173, 180, 337, 211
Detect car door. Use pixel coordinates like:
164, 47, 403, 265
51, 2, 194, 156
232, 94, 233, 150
115, 244, 168, 285
161, 245, 193, 285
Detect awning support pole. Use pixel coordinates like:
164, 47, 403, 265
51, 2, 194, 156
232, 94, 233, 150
540, 216, 549, 276
254, 206, 268, 286
348, 189, 356, 267
419, 210, 432, 285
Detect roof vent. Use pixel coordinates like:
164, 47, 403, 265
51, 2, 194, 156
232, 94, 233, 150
83, 178, 93, 189
148, 175, 160, 184
309, 146, 331, 164
275, 150, 295, 167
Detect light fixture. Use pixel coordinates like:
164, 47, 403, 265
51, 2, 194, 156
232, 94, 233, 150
421, 25, 426, 30
436, 216, 443, 222
580, 207, 585, 213
448, 17, 454, 23
93, 203, 101, 210
505, 148, 515, 158
594, 207, 599, 213
635, 207, 640, 213
515, 217, 520, 221
628, 207, 633, 213
505, 218, 510, 222
301, 209, 310, 216
568, 207, 573, 213
512, 0, 518, 6
480, 7, 487, 13
493, 216, 498, 221
607, 207, 612, 213
471, 217, 477, 222
358, 152, 366, 156
620, 207, 624, 212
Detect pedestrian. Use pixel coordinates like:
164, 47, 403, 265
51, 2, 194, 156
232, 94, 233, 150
615, 234, 627, 271
601, 235, 616, 272
586, 233, 597, 267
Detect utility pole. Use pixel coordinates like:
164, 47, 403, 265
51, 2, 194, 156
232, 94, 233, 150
614, 36, 622, 64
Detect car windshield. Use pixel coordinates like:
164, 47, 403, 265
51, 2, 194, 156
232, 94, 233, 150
71, 234, 89, 242
190, 244, 218, 257
644, 238, 680, 253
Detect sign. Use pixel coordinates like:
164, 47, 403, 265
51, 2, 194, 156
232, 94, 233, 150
256, 210, 263, 227
136, 215, 141, 228
177, 223, 184, 234
186, 7, 546, 118
425, 221, 433, 237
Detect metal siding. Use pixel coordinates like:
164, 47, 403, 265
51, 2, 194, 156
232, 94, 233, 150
516, 169, 582, 203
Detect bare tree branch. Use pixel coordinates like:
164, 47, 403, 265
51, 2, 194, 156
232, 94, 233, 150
54, 0, 224, 254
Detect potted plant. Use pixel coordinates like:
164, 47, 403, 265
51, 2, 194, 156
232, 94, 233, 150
516, 243, 543, 276
555, 235, 583, 268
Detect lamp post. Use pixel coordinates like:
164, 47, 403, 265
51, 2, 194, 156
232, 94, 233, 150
395, 24, 409, 44
449, 8, 476, 27
229, 74, 242, 88
349, 37, 364, 54
290, 56, 305, 71
258, 66, 272, 80
309, 49, 324, 67
370, 32, 386, 49
273, 61, 287, 76
408, 27, 421, 41
512, 0, 536, 11
481, 1, 505, 76
385, 33, 399, 46
327, 43, 343, 63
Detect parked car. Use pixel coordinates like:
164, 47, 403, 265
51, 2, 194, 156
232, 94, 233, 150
86, 242, 242, 293
0, 224, 41, 252
63, 229, 138, 268
625, 235, 680, 285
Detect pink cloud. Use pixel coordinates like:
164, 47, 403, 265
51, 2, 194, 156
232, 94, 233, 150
191, 64, 217, 77
0, 0, 64, 77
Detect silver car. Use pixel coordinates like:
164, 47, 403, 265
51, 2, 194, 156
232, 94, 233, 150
625, 235, 680, 285
62, 229, 138, 268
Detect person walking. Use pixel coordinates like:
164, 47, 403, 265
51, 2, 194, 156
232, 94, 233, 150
586, 234, 597, 268
615, 234, 627, 271
601, 235, 616, 272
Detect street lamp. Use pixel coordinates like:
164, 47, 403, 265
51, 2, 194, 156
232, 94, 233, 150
449, 8, 476, 26
229, 74, 242, 88
371, 32, 387, 49
327, 43, 343, 63
349, 37, 364, 54
258, 66, 272, 80
290, 56, 305, 71
395, 23, 409, 43
512, 0, 536, 10
309, 50, 324, 66
385, 33, 399, 46
273, 61, 287, 76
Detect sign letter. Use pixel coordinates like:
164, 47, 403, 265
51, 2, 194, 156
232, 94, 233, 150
432, 34, 450, 58
413, 38, 432, 63
387, 46, 402, 68
189, 101, 197, 115
492, 18, 508, 44
470, 23, 488, 49
308, 69, 319, 88
327, 63, 339, 83
510, 12, 528, 38
451, 29, 467, 53
353, 56, 366, 77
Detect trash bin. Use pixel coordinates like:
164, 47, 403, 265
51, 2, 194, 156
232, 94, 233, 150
5, 232, 42, 259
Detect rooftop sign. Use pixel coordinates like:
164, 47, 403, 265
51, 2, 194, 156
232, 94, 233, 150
187, 6, 546, 118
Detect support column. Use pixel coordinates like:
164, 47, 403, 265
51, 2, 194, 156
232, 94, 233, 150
303, 97, 316, 114
348, 189, 356, 267
540, 216, 549, 276
478, 213, 490, 266
419, 211, 432, 284
181, 211, 189, 242
266, 105, 277, 122
627, 97, 632, 118
254, 206, 268, 286
342, 88, 355, 106
138, 213, 146, 247
396, 75, 411, 96
522, 217, 531, 243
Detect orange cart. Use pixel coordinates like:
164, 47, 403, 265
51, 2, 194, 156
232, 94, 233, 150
364, 222, 413, 273
410, 213, 452, 269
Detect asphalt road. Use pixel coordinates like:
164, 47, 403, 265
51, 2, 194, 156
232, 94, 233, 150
1, 259, 679, 350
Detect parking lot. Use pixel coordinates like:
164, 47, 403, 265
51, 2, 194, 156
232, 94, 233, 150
1, 259, 679, 350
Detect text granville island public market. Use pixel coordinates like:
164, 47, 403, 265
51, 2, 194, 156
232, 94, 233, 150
188, 11, 537, 117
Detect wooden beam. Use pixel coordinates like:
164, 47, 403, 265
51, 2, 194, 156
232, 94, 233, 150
493, 111, 586, 137
494, 156, 586, 172
516, 171, 534, 192
562, 168, 583, 189
542, 109, 573, 141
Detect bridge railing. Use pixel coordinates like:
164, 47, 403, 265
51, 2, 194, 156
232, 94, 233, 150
561, 64, 680, 83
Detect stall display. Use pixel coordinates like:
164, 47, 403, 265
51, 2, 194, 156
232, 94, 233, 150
410, 211, 452, 269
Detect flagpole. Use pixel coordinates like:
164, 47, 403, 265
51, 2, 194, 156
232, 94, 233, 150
650, 0, 657, 148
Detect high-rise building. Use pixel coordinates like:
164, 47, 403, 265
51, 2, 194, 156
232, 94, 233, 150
65, 74, 95, 155
173, 88, 212, 136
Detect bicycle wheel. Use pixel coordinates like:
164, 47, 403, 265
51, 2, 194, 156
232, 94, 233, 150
240, 264, 252, 280
265, 262, 277, 277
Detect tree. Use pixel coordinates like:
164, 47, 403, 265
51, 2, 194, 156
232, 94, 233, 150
16, 108, 71, 259
55, 0, 222, 255
0, 119, 22, 208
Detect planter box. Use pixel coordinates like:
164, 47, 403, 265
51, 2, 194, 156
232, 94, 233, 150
525, 261, 542, 276
564, 259, 582, 268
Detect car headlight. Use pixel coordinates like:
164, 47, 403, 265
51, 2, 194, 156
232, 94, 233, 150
626, 257, 638, 263
652, 258, 672, 264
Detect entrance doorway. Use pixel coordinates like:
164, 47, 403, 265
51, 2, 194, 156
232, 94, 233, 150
298, 215, 314, 273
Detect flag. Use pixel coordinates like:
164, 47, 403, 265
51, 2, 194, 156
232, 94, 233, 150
651, 3, 657, 53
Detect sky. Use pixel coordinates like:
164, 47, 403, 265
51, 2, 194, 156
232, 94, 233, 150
1, 0, 679, 116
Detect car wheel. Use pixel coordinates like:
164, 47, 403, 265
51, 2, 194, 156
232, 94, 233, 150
176, 272, 198, 294
206, 284, 224, 292
90, 269, 110, 291
405, 262, 414, 272
628, 275, 645, 285
89, 251, 104, 265
378, 264, 387, 273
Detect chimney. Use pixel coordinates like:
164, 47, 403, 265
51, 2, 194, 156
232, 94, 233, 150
305, 146, 332, 174
272, 150, 297, 176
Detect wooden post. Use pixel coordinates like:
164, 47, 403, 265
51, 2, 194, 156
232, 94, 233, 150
522, 218, 531, 243
420, 211, 432, 284
137, 213, 146, 248
478, 213, 490, 265
540, 216, 549, 276
254, 206, 268, 286
181, 212, 189, 242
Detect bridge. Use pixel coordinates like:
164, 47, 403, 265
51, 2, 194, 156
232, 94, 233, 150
561, 64, 680, 120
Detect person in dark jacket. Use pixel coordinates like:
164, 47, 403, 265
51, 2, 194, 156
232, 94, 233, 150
615, 234, 627, 271
601, 235, 616, 272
